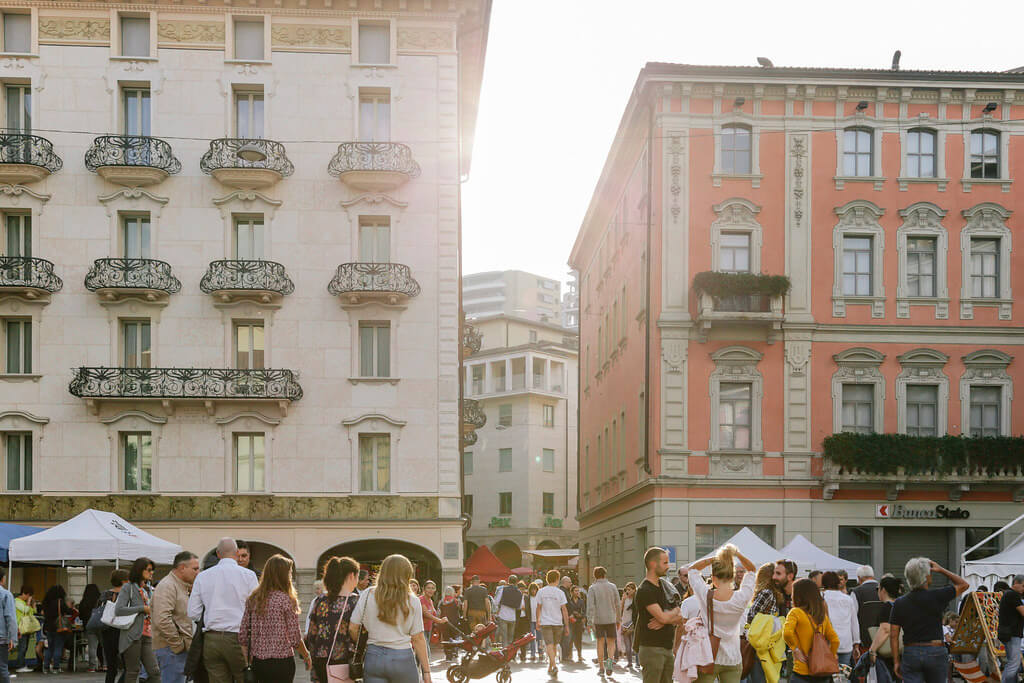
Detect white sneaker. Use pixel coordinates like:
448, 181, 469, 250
15, 668, 32, 673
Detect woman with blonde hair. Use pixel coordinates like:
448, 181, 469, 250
239, 554, 313, 682
349, 554, 432, 683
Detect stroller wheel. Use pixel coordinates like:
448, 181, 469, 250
496, 668, 512, 683
447, 666, 468, 683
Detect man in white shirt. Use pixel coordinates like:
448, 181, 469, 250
186, 538, 259, 683
535, 570, 569, 677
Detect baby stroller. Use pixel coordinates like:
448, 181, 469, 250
444, 621, 498, 667
445, 624, 534, 683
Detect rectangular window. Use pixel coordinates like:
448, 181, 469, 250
3, 319, 30, 374
532, 357, 545, 389
719, 232, 751, 273
463, 494, 473, 516
498, 448, 512, 472
906, 129, 936, 178
4, 213, 30, 257
542, 448, 555, 472
498, 404, 511, 427
695, 524, 774, 558
122, 88, 151, 137
492, 363, 506, 392
969, 386, 1001, 438
970, 130, 1000, 179
233, 217, 264, 260
841, 384, 875, 434
121, 16, 149, 57
906, 237, 936, 297
359, 91, 390, 142
964, 527, 1000, 561
721, 125, 752, 175
358, 22, 389, 64
233, 19, 264, 61
121, 320, 151, 369
542, 492, 554, 515
4, 432, 30, 491
358, 322, 390, 377
358, 217, 390, 262
498, 492, 512, 515
234, 90, 264, 139
358, 433, 390, 492
718, 382, 752, 450
542, 404, 554, 428
837, 526, 873, 566
842, 236, 873, 296
469, 365, 484, 395
970, 238, 999, 298
5, 84, 29, 133
620, 410, 627, 471
3, 13, 30, 54
234, 323, 264, 370
843, 128, 873, 176
122, 432, 152, 491
122, 215, 151, 259
462, 451, 472, 476
906, 385, 938, 437
234, 433, 265, 492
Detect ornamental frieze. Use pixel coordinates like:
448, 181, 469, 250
271, 25, 350, 49
157, 21, 225, 46
39, 18, 110, 44
0, 495, 439, 523
397, 28, 453, 51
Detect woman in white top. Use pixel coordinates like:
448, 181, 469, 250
349, 555, 431, 683
821, 571, 858, 667
686, 544, 756, 683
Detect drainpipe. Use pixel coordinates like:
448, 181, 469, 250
642, 86, 654, 476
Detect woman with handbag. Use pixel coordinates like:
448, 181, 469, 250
304, 556, 361, 683
348, 554, 432, 683
13, 586, 39, 673
866, 576, 904, 677
567, 585, 586, 663
42, 584, 70, 674
100, 570, 129, 683
239, 553, 313, 682
783, 579, 840, 683
114, 557, 161, 683
619, 582, 636, 669
79, 583, 103, 672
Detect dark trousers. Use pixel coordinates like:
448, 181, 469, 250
102, 628, 126, 683
253, 656, 295, 683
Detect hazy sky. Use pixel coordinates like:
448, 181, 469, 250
460, 0, 1024, 285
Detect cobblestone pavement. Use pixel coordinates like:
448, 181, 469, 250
12, 643, 643, 682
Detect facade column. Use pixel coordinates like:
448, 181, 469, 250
295, 567, 317, 622
544, 358, 552, 392
484, 361, 493, 394
67, 567, 88, 603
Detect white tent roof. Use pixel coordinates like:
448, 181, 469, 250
698, 527, 781, 568
9, 509, 182, 565
963, 531, 1024, 584
777, 535, 862, 574
522, 549, 579, 559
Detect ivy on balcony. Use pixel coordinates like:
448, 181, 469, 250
692, 271, 791, 299
823, 432, 1024, 476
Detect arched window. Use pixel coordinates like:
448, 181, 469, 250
970, 129, 1000, 179
843, 128, 873, 176
906, 128, 937, 178
721, 124, 751, 174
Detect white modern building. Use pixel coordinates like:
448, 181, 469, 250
0, 0, 490, 597
461, 315, 577, 568
462, 269, 562, 323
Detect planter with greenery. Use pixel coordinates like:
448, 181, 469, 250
692, 271, 791, 299
823, 432, 1024, 476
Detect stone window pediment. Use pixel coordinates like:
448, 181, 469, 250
833, 201, 886, 318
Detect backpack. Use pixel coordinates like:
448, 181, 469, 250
499, 586, 522, 610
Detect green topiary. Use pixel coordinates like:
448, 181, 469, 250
692, 271, 791, 299
822, 432, 1024, 476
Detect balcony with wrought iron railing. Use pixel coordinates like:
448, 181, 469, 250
84, 258, 182, 303
0, 256, 62, 301
327, 142, 421, 192
462, 320, 482, 356
69, 366, 303, 415
85, 136, 182, 187
462, 398, 486, 448
0, 133, 63, 184
200, 259, 294, 305
200, 138, 294, 189
327, 262, 421, 307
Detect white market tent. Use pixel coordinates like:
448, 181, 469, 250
963, 531, 1024, 588
9, 509, 182, 566
697, 526, 781, 568
777, 534, 862, 574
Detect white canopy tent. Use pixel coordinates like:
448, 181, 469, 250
9, 509, 182, 566
777, 534, 862, 574
961, 512, 1024, 590
697, 526, 781, 568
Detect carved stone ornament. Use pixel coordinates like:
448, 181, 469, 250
39, 18, 110, 44
157, 21, 225, 46
662, 339, 687, 372
785, 342, 811, 375
835, 199, 885, 228
960, 349, 1013, 381
791, 135, 807, 231
397, 28, 454, 51
271, 25, 351, 49
669, 134, 684, 223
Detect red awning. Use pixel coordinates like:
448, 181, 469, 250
463, 545, 511, 583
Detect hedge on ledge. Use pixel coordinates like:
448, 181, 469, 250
692, 271, 791, 299
823, 432, 1024, 476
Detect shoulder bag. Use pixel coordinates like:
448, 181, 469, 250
100, 591, 135, 631
698, 588, 719, 675
349, 592, 371, 681
17, 603, 40, 636
794, 617, 839, 676
325, 595, 357, 683
56, 600, 73, 634
86, 603, 106, 632
739, 632, 758, 678
243, 606, 257, 683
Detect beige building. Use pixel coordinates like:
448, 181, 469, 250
461, 315, 577, 569
462, 269, 562, 323
0, 0, 490, 598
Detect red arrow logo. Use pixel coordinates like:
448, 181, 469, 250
878, 505, 889, 517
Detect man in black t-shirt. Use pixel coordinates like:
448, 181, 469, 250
997, 575, 1024, 683
635, 547, 681, 683
463, 574, 491, 629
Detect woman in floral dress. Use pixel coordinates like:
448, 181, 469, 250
305, 556, 361, 683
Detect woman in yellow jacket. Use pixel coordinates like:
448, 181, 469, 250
783, 579, 840, 683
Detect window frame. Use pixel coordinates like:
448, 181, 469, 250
354, 19, 394, 66
498, 448, 512, 473
832, 200, 886, 317
542, 492, 554, 516
3, 431, 31, 491
710, 198, 763, 274
968, 129, 1000, 180
358, 432, 391, 493
959, 350, 1013, 438
840, 383, 875, 434
542, 448, 555, 473
831, 347, 886, 435
4, 83, 30, 133
230, 16, 266, 62
120, 319, 151, 369
959, 203, 1012, 320
358, 215, 391, 263
717, 381, 753, 450
358, 89, 391, 143
896, 202, 949, 319
462, 451, 472, 476
711, 116, 761, 186
2, 318, 31, 374
233, 321, 264, 370
233, 88, 265, 139
708, 346, 763, 453
542, 404, 555, 428
904, 128, 938, 179
719, 123, 752, 176
962, 124, 1011, 190
120, 431, 153, 492
498, 491, 512, 516
967, 386, 1002, 438
1, 11, 32, 56
119, 14, 151, 59
895, 348, 950, 437
233, 432, 265, 492
842, 127, 874, 178
498, 403, 512, 427
358, 321, 391, 378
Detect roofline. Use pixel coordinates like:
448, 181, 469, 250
641, 61, 1024, 85
470, 312, 579, 335
467, 341, 578, 361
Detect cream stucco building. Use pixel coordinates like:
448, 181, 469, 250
0, 0, 490, 598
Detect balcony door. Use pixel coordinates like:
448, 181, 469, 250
123, 88, 151, 136
235, 91, 264, 139
5, 214, 30, 280
122, 216, 151, 259
358, 218, 390, 263
359, 91, 390, 142
122, 320, 151, 368
234, 218, 264, 260
5, 85, 30, 134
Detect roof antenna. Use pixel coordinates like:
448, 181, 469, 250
891, 50, 901, 71
756, 57, 773, 68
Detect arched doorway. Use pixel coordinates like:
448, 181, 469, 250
536, 540, 560, 550
202, 541, 293, 572
491, 539, 522, 570
317, 539, 442, 589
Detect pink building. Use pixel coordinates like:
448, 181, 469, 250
569, 63, 1024, 583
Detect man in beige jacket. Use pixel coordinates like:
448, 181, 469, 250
153, 551, 200, 683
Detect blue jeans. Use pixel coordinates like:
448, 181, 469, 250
1002, 637, 1022, 683
44, 630, 65, 671
838, 652, 853, 668
900, 644, 949, 683
364, 644, 419, 683
14, 633, 31, 668
529, 624, 539, 657
155, 646, 187, 683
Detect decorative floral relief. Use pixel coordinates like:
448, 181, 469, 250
397, 28, 453, 50
271, 25, 350, 48
39, 18, 110, 42
157, 21, 225, 45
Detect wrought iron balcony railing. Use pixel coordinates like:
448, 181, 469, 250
200, 138, 294, 177
69, 367, 303, 402
327, 262, 421, 301
462, 430, 478, 447
84, 258, 182, 296
463, 398, 486, 430
0, 133, 63, 173
328, 142, 421, 178
200, 260, 295, 297
85, 136, 182, 175
463, 320, 482, 356
0, 256, 63, 293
